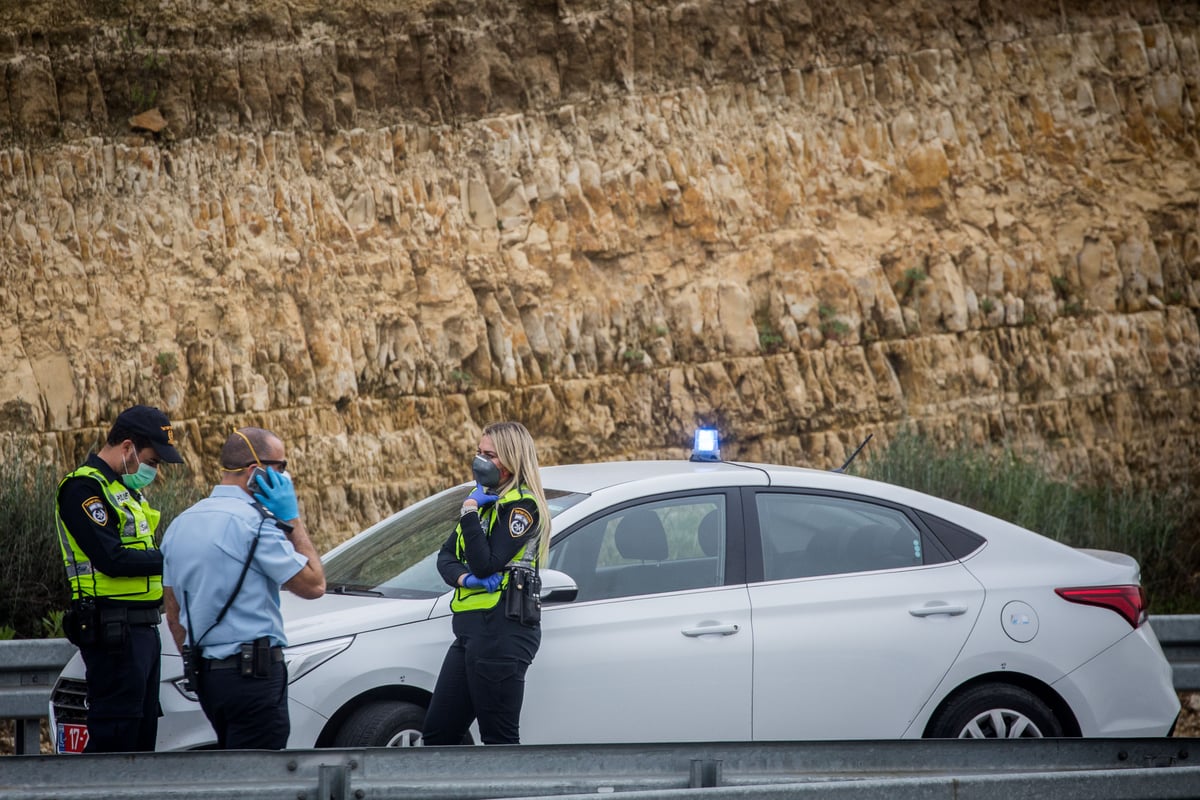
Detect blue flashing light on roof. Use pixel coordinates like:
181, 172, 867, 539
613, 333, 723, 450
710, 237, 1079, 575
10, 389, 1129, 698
690, 428, 721, 462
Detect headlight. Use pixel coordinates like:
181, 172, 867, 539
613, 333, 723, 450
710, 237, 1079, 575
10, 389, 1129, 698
283, 636, 355, 683
171, 677, 199, 702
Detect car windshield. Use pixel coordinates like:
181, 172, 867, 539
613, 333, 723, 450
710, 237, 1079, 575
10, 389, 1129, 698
321, 486, 587, 599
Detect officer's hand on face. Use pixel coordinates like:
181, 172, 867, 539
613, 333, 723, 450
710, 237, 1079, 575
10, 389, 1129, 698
254, 467, 300, 521
462, 573, 502, 592
467, 484, 499, 507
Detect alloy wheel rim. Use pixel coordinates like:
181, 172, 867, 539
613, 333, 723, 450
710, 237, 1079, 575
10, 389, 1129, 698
958, 708, 1044, 738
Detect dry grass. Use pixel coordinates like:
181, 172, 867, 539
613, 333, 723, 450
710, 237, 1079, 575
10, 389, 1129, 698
0, 719, 51, 755
1177, 692, 1200, 738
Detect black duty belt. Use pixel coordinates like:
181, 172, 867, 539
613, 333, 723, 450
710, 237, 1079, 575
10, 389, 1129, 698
125, 607, 162, 626
201, 647, 285, 670
69, 602, 161, 626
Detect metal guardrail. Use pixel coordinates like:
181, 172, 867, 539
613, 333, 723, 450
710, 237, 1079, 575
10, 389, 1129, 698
2, 615, 1198, 756
0, 739, 1196, 799
0, 639, 76, 755
1154, 615, 1200, 692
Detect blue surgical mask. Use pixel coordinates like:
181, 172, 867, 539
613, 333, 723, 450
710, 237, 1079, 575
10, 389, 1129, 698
122, 449, 158, 491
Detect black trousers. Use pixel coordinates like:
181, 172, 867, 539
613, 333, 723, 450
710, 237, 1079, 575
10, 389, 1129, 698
195, 660, 290, 750
422, 607, 541, 745
79, 624, 160, 753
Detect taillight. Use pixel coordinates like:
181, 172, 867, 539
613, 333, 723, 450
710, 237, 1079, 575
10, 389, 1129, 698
1055, 585, 1147, 629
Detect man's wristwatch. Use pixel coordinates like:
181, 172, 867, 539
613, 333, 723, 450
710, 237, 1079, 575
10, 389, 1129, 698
276, 519, 295, 534
460, 504, 478, 518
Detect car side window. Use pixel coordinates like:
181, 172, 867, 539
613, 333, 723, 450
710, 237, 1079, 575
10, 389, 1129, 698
549, 495, 726, 601
755, 493, 934, 581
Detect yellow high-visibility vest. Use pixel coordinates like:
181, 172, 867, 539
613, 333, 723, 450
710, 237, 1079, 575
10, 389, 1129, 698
55, 465, 162, 602
450, 486, 537, 613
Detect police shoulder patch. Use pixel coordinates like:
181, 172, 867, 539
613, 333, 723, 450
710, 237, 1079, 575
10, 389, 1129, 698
82, 496, 109, 526
509, 507, 534, 538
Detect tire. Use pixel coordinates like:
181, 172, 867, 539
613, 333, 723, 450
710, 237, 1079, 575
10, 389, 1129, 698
332, 701, 427, 747
928, 683, 1064, 739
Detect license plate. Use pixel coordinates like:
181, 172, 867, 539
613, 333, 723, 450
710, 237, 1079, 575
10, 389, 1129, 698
56, 723, 89, 754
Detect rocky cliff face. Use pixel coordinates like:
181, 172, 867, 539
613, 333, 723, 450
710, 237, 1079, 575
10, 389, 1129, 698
1, 0, 1197, 548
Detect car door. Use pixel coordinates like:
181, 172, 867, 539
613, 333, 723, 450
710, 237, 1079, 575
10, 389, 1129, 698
522, 491, 754, 744
746, 490, 985, 740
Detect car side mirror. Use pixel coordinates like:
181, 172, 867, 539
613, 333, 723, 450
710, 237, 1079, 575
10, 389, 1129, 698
538, 568, 578, 604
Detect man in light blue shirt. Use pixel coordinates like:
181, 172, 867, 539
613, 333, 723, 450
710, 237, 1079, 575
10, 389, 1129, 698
162, 427, 325, 749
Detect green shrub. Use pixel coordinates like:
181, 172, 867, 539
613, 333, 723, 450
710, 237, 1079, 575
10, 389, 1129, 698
859, 429, 1198, 612
895, 268, 928, 302
156, 351, 178, 376
754, 310, 784, 351
818, 305, 851, 342
0, 448, 67, 638
0, 446, 205, 638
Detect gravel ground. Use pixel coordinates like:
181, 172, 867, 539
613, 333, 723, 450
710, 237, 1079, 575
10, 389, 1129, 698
3, 694, 1199, 754
1177, 691, 1200, 737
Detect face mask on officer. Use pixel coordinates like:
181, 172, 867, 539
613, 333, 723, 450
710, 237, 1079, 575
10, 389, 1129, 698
471, 454, 502, 491
121, 445, 158, 491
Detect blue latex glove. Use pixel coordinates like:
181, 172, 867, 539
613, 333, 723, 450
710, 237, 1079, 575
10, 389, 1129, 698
463, 573, 502, 592
254, 467, 299, 521
467, 484, 499, 507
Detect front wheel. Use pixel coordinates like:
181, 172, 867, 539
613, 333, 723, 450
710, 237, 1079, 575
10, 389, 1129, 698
332, 700, 426, 747
927, 683, 1063, 738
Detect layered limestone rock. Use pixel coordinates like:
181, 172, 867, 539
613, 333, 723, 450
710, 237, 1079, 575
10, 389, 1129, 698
1, 0, 1198, 547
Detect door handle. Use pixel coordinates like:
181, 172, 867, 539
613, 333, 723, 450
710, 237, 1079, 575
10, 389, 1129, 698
682, 623, 741, 637
909, 603, 968, 617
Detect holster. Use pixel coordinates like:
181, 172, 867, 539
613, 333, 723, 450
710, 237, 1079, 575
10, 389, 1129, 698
241, 637, 272, 678
63, 599, 98, 648
504, 566, 542, 627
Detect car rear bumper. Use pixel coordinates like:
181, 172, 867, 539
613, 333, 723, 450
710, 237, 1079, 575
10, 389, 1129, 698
1053, 624, 1180, 736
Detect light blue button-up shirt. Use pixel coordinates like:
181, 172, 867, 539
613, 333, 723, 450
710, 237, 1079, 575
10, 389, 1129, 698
162, 485, 308, 660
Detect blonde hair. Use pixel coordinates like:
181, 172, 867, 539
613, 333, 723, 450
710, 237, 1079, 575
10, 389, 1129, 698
485, 421, 551, 561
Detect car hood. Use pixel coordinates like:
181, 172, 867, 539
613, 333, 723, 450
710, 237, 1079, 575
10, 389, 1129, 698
280, 591, 444, 646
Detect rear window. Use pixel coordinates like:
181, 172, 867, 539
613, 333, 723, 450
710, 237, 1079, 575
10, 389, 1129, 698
915, 510, 986, 559
755, 492, 937, 580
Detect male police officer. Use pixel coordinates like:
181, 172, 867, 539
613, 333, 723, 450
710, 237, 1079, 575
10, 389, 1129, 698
55, 405, 184, 752
162, 427, 324, 750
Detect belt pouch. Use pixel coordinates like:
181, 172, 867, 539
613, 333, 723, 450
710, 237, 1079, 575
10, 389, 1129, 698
98, 607, 129, 649
239, 642, 255, 677
252, 637, 271, 678
504, 566, 542, 627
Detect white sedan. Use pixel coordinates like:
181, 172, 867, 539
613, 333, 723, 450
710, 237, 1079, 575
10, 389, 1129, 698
51, 451, 1180, 751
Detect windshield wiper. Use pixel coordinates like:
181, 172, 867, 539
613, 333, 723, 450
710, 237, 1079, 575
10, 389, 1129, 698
329, 583, 384, 597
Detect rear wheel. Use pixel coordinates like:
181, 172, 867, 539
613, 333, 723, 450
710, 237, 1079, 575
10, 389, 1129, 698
928, 684, 1063, 738
332, 701, 426, 747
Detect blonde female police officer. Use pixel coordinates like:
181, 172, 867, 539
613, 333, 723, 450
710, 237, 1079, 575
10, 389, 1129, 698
421, 421, 551, 745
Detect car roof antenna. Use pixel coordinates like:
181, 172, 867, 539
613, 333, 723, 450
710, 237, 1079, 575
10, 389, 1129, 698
832, 433, 873, 474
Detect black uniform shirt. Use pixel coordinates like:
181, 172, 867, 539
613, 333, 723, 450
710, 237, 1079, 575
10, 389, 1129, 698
57, 453, 164, 597
436, 496, 540, 587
